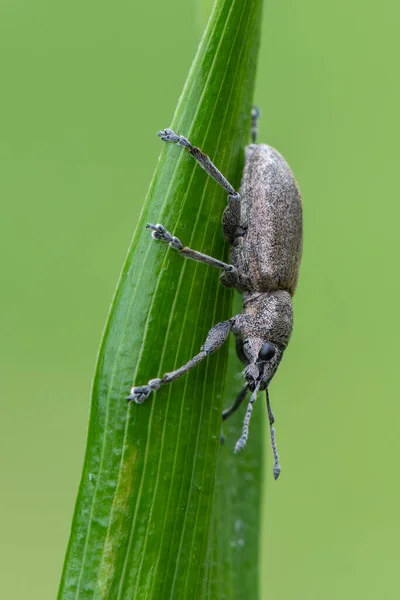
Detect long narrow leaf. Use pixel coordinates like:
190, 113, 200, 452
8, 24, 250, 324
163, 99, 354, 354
58, 0, 263, 597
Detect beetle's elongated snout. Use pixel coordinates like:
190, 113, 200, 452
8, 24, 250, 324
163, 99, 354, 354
259, 347, 283, 389
241, 336, 283, 392
244, 363, 259, 391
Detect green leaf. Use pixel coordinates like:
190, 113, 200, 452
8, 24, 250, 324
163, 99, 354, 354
58, 0, 263, 597
204, 295, 266, 599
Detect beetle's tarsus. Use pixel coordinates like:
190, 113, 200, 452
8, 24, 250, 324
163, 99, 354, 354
127, 378, 163, 404
146, 223, 183, 250
127, 386, 151, 404
157, 128, 192, 149
157, 128, 180, 144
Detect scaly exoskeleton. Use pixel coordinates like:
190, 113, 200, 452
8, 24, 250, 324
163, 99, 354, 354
127, 109, 303, 479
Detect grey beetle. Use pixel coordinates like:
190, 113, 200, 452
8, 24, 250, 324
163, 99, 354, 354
127, 109, 303, 479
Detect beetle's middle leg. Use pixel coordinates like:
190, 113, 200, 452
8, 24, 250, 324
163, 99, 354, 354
127, 318, 235, 404
146, 223, 239, 286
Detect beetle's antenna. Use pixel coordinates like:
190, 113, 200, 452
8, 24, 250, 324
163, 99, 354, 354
266, 390, 281, 479
234, 384, 259, 453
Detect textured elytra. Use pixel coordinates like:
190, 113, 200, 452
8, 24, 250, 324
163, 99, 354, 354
228, 144, 302, 295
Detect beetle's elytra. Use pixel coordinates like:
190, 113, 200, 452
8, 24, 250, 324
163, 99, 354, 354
127, 109, 303, 479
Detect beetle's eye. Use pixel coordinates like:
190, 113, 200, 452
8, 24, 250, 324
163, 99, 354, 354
258, 342, 275, 361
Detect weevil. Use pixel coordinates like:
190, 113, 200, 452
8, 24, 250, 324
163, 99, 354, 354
127, 109, 303, 479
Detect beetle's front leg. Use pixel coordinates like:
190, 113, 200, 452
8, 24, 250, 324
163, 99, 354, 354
146, 223, 239, 285
127, 318, 235, 403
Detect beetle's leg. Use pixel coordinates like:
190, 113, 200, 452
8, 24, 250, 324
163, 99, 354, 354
146, 223, 238, 283
222, 198, 241, 244
127, 318, 235, 404
222, 386, 248, 421
250, 106, 261, 143
158, 129, 240, 201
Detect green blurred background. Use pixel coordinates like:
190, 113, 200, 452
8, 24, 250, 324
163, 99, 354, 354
1, 0, 399, 598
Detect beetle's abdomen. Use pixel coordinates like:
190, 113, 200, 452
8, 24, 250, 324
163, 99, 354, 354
231, 144, 302, 295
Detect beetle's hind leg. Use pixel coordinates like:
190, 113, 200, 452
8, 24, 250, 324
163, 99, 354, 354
158, 129, 240, 201
146, 223, 239, 285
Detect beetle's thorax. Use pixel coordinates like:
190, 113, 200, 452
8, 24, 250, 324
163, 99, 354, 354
237, 290, 294, 350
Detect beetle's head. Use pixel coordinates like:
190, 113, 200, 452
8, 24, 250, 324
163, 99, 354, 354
242, 338, 283, 392
234, 292, 293, 478
235, 338, 283, 480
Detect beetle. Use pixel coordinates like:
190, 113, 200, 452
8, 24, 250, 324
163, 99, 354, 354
127, 109, 303, 479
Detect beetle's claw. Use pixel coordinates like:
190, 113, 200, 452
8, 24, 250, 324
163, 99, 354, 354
127, 386, 151, 404
127, 378, 163, 404
157, 128, 180, 143
146, 223, 166, 240
146, 223, 183, 249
